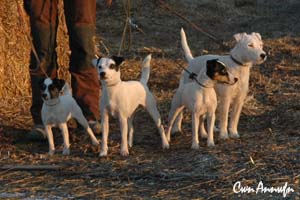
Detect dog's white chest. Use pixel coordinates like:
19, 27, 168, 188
45, 115, 63, 125
42, 104, 71, 126
106, 103, 119, 118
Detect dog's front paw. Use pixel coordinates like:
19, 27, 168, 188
162, 142, 170, 149
191, 143, 199, 150
229, 132, 240, 138
92, 139, 100, 146
207, 140, 215, 147
200, 132, 208, 139
219, 132, 229, 140
99, 150, 108, 157
63, 147, 70, 155
120, 149, 129, 157
48, 149, 55, 156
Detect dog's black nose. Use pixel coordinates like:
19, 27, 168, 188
42, 93, 47, 99
100, 72, 106, 78
260, 53, 266, 59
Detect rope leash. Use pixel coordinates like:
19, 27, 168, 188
118, 0, 131, 56
175, 63, 210, 88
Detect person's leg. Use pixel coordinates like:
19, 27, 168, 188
26, 0, 59, 139
64, 0, 100, 133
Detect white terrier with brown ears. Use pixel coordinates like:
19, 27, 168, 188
92, 54, 169, 157
172, 28, 267, 139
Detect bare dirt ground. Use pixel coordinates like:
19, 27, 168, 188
0, 0, 300, 199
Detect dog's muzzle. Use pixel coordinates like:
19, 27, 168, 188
100, 72, 106, 79
227, 77, 238, 86
42, 93, 48, 100
260, 53, 267, 60
234, 77, 238, 83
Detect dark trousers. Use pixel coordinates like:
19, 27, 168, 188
25, 0, 100, 124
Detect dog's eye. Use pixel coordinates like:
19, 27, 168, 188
48, 85, 55, 91
98, 65, 102, 69
248, 44, 254, 48
41, 84, 46, 91
109, 64, 116, 69
221, 69, 227, 75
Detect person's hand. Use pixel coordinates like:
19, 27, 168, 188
106, 0, 112, 7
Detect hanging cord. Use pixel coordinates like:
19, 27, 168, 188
117, 0, 209, 87
118, 0, 145, 56
15, 0, 49, 77
128, 18, 145, 35
118, 0, 130, 56
158, 0, 230, 51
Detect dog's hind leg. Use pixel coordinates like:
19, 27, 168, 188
145, 94, 169, 149
166, 106, 185, 143
229, 96, 245, 138
58, 123, 70, 155
128, 117, 134, 148
171, 112, 183, 134
199, 115, 208, 138
168, 90, 183, 136
72, 108, 99, 146
45, 125, 55, 155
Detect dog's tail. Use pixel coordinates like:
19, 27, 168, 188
178, 70, 185, 90
140, 54, 151, 85
181, 28, 194, 62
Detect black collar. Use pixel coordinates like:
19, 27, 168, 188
230, 55, 245, 66
189, 72, 212, 88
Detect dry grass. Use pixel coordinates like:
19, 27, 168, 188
1, 0, 300, 199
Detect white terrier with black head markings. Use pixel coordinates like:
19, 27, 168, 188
92, 54, 169, 157
167, 59, 237, 148
172, 28, 267, 139
40, 78, 99, 155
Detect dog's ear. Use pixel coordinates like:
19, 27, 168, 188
233, 33, 246, 42
215, 60, 227, 70
252, 32, 262, 41
111, 56, 124, 66
92, 57, 101, 67
206, 59, 218, 80
52, 78, 65, 91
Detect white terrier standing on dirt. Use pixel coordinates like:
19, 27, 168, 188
92, 54, 169, 157
171, 28, 267, 139
40, 78, 99, 155
167, 59, 237, 148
